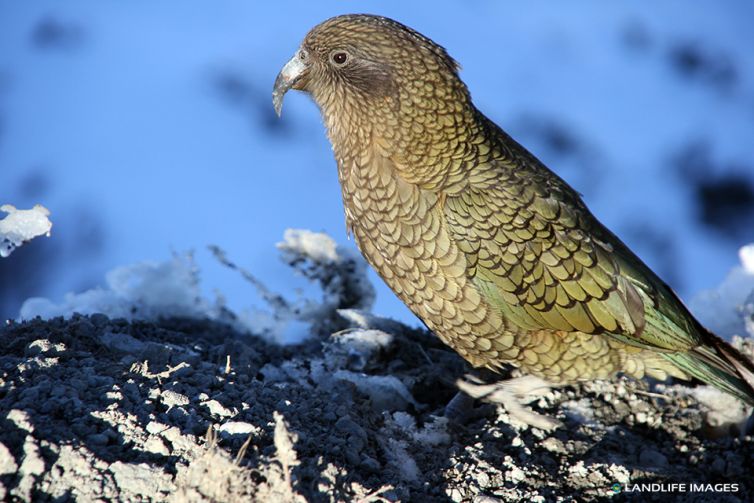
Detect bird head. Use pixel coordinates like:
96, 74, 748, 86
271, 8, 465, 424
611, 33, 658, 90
273, 14, 472, 146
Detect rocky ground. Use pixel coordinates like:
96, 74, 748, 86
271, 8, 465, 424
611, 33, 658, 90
1, 311, 753, 502
2, 232, 754, 502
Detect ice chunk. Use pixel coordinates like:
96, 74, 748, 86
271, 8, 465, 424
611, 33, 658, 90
0, 204, 53, 258
277, 229, 338, 263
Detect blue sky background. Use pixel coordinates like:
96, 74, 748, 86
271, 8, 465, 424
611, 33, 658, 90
1, 1, 753, 325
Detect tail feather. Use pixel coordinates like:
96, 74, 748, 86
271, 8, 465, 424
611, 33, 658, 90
711, 337, 754, 397
661, 329, 754, 406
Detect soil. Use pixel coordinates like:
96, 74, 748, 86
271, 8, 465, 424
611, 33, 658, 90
1, 311, 753, 502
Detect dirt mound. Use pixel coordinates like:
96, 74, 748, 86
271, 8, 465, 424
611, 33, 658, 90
1, 312, 752, 502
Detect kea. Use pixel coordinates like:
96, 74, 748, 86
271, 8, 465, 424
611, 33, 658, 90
272, 14, 754, 426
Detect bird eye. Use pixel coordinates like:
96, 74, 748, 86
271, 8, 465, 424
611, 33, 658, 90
331, 51, 349, 66
298, 50, 308, 61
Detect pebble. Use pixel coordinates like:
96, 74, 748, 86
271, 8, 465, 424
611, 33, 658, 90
541, 437, 565, 454
6, 409, 35, 433
108, 461, 174, 497
160, 390, 189, 409
475, 471, 490, 487
146, 421, 168, 435
72, 318, 96, 338
217, 421, 260, 438
202, 399, 234, 418
143, 437, 170, 456
505, 466, 526, 484
100, 332, 147, 354
448, 487, 464, 502
474, 496, 503, 503
26, 339, 66, 356
167, 406, 190, 424
335, 416, 367, 442
162, 426, 184, 444
0, 442, 18, 475
19, 438, 45, 477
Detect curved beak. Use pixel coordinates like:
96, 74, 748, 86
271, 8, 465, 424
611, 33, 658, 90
273, 53, 308, 117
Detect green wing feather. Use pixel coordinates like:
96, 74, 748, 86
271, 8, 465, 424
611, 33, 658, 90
444, 118, 754, 404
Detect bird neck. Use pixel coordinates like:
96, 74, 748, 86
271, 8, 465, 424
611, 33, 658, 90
320, 87, 497, 193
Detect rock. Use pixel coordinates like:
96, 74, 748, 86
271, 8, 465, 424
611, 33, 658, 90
160, 390, 189, 409
109, 461, 174, 498
217, 421, 261, 438
0, 442, 17, 475
201, 399, 235, 419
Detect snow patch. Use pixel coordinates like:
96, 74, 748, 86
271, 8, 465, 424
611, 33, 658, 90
390, 412, 451, 447
687, 385, 750, 434
0, 204, 53, 258
383, 438, 420, 482
740, 244, 754, 274
690, 243, 754, 339
333, 370, 418, 412
20, 253, 212, 321
277, 229, 338, 263
212, 228, 375, 344
323, 329, 394, 371
18, 229, 376, 346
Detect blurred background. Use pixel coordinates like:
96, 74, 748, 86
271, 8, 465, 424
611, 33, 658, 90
1, 1, 753, 325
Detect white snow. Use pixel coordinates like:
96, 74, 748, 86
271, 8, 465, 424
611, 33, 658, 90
333, 370, 418, 411
20, 253, 213, 321
690, 243, 754, 339
210, 228, 374, 343
390, 412, 451, 447
687, 385, 750, 432
277, 228, 339, 264
740, 244, 754, 274
18, 228, 375, 346
336, 309, 407, 334
0, 204, 52, 258
383, 438, 420, 482
14, 225, 375, 346
331, 329, 394, 356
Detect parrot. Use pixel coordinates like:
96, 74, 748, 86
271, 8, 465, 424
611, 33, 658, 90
272, 14, 754, 424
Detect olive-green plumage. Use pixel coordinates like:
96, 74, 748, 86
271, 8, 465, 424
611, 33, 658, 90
273, 14, 754, 405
